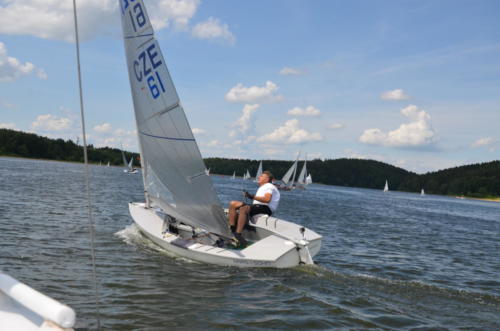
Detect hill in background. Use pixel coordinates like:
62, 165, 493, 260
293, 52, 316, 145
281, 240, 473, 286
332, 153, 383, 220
1, 128, 499, 197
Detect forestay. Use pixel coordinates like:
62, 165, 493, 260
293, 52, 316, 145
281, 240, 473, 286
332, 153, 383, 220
120, 0, 231, 238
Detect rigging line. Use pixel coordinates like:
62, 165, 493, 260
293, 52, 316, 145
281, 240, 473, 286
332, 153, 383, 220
72, 0, 101, 329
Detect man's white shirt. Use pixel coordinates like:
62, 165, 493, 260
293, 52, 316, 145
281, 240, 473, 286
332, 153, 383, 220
253, 183, 280, 212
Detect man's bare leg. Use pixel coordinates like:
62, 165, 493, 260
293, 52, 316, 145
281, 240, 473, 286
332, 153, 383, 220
228, 200, 244, 228
236, 205, 250, 233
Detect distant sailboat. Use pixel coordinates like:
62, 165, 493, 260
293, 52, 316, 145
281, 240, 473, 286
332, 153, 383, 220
232, 171, 236, 179
244, 169, 251, 180
281, 155, 299, 190
305, 174, 313, 185
383, 180, 389, 192
254, 160, 263, 182
107, 161, 110, 167
421, 188, 425, 196
122, 149, 138, 174
205, 168, 210, 176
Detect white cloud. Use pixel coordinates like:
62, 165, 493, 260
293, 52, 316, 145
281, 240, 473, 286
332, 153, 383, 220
149, 0, 200, 31
380, 89, 410, 101
31, 114, 72, 131
225, 81, 283, 104
191, 128, 206, 135
359, 105, 438, 148
327, 123, 345, 130
287, 106, 321, 117
229, 104, 259, 138
279, 67, 302, 75
472, 137, 497, 151
257, 119, 322, 144
94, 123, 112, 133
0, 0, 201, 42
191, 17, 235, 44
472, 137, 494, 147
0, 122, 17, 130
0, 42, 46, 82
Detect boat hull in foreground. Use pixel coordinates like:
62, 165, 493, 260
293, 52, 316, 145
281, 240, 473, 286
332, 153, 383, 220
129, 202, 322, 268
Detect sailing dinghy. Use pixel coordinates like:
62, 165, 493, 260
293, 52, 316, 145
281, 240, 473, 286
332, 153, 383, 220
383, 180, 389, 192
120, 0, 321, 268
122, 149, 138, 174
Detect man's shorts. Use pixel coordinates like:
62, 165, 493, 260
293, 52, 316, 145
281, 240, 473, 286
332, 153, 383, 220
249, 204, 272, 217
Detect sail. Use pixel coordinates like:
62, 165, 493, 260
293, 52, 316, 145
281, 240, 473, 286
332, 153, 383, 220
121, 149, 128, 167
254, 161, 263, 181
421, 189, 425, 196
306, 174, 312, 185
282, 160, 297, 185
128, 156, 134, 171
232, 171, 235, 179
120, 0, 231, 238
384, 180, 389, 192
297, 160, 307, 185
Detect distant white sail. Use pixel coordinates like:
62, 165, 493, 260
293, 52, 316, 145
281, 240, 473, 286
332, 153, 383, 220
107, 161, 110, 167
306, 174, 312, 185
421, 188, 425, 196
282, 160, 298, 186
244, 169, 251, 180
121, 149, 128, 168
232, 171, 236, 179
254, 160, 263, 181
297, 160, 307, 185
128, 156, 134, 171
384, 180, 389, 192
205, 168, 210, 176
120, 0, 230, 238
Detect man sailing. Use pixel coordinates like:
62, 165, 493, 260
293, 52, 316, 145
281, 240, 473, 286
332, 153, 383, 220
228, 171, 280, 246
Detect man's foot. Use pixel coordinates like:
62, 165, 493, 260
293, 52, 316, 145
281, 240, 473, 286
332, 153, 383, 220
233, 232, 248, 248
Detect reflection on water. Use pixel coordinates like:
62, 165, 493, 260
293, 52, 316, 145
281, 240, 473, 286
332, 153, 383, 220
1, 157, 499, 329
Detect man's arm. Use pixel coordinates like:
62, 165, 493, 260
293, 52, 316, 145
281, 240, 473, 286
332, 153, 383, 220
253, 192, 272, 203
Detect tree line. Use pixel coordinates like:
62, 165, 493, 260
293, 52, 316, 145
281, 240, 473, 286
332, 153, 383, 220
1, 128, 499, 197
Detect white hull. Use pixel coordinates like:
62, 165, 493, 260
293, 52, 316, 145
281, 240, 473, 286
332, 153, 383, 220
0, 272, 75, 330
129, 202, 322, 268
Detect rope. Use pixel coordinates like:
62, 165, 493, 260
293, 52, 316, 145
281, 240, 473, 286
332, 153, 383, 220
72, 0, 101, 329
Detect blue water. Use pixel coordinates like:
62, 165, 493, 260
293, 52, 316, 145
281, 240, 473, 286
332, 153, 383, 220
1, 157, 499, 330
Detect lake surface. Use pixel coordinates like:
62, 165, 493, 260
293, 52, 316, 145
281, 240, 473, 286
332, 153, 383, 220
1, 157, 499, 330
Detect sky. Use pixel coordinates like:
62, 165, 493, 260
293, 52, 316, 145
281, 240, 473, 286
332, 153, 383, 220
0, 0, 499, 173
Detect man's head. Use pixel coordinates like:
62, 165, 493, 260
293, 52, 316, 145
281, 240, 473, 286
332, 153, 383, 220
258, 171, 274, 185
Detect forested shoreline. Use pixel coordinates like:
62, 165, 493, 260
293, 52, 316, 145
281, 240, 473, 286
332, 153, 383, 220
1, 128, 499, 197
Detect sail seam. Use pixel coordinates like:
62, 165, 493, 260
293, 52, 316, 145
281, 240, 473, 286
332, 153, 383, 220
140, 131, 195, 141
124, 33, 154, 39
144, 102, 180, 123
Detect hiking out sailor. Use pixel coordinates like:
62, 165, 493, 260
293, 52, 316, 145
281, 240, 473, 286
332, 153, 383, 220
228, 171, 280, 246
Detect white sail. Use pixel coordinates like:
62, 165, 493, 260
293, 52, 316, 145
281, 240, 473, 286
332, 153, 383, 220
297, 160, 307, 185
121, 149, 128, 167
120, 0, 231, 238
244, 169, 251, 180
384, 180, 389, 192
421, 188, 425, 196
254, 160, 263, 181
232, 171, 235, 179
107, 161, 110, 167
205, 168, 210, 176
306, 174, 312, 185
128, 156, 134, 171
282, 160, 297, 186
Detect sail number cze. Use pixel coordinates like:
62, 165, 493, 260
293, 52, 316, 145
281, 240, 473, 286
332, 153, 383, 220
121, 0, 167, 100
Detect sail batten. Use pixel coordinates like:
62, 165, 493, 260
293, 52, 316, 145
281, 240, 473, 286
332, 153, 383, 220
120, 0, 231, 238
